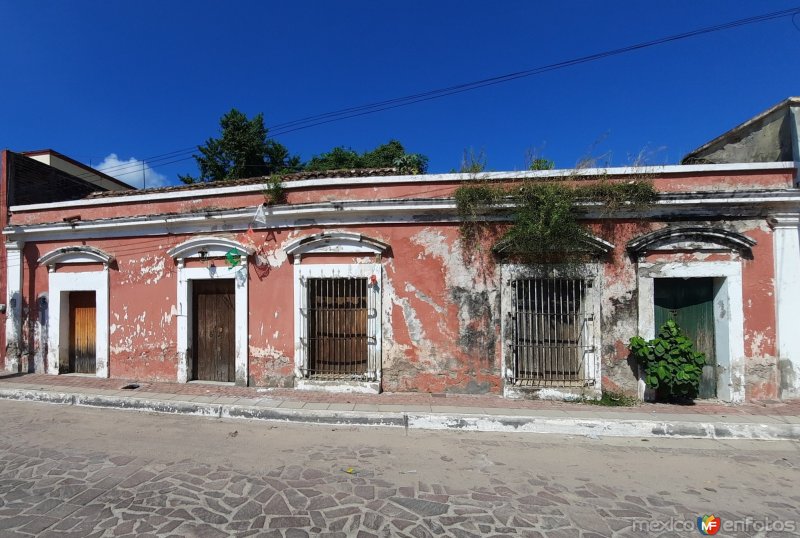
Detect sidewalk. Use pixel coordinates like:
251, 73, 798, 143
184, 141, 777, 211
1, 373, 799, 441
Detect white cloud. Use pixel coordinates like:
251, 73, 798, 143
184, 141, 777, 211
95, 153, 168, 189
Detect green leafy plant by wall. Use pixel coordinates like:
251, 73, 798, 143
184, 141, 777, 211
629, 320, 707, 401
454, 174, 656, 261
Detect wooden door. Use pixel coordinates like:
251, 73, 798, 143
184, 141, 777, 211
192, 280, 235, 382
68, 291, 96, 374
654, 278, 716, 398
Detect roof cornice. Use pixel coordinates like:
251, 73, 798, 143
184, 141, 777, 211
6, 190, 800, 242
9, 161, 797, 213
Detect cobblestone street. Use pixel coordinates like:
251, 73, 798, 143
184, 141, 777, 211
0, 400, 798, 537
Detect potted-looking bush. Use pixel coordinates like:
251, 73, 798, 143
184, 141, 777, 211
629, 320, 706, 403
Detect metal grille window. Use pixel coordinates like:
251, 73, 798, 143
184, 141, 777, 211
510, 278, 594, 386
301, 277, 378, 380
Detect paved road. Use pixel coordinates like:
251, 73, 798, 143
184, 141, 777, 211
0, 400, 798, 537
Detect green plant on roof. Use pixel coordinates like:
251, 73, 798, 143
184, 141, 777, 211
454, 164, 656, 261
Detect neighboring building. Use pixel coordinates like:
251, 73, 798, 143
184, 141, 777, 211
681, 96, 800, 400
683, 97, 800, 165
0, 149, 133, 372
3, 101, 799, 402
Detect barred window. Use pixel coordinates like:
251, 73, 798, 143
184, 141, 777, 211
306, 278, 369, 379
510, 278, 595, 386
296, 267, 380, 382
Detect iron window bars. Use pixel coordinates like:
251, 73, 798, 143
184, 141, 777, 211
510, 278, 594, 386
301, 277, 377, 380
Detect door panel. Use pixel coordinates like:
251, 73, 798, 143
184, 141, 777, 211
192, 280, 235, 382
654, 278, 716, 398
68, 291, 96, 374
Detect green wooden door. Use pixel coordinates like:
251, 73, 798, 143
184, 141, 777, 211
654, 278, 716, 398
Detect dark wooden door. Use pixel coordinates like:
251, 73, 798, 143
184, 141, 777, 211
192, 279, 235, 382
68, 291, 96, 374
654, 278, 716, 398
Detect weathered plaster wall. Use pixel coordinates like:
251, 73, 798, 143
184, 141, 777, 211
377, 226, 500, 394
595, 221, 649, 396
245, 230, 295, 387
109, 244, 178, 381
739, 225, 780, 400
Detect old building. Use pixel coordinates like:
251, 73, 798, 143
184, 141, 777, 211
3, 101, 799, 402
0, 149, 132, 372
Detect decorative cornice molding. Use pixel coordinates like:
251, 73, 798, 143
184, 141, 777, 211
9, 161, 797, 213
768, 212, 800, 228
6, 190, 800, 243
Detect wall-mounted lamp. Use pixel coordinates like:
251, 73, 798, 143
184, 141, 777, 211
198, 248, 209, 262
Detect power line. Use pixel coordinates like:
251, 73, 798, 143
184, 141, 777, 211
265, 6, 800, 136
59, 6, 800, 185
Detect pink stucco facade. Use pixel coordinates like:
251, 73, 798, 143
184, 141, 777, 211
4, 163, 798, 402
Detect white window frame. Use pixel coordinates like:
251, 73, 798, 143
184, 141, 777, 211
285, 232, 387, 393
501, 264, 601, 398
293, 263, 382, 391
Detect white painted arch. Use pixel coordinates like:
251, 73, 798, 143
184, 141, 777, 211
628, 225, 756, 255
38, 245, 114, 268
167, 236, 255, 260
284, 231, 389, 259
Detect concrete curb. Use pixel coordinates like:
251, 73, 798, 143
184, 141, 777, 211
1, 388, 798, 441
405, 413, 800, 441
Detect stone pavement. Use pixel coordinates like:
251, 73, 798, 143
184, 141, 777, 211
1, 373, 799, 440
1, 399, 798, 538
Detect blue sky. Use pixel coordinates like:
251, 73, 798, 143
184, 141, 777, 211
2, 1, 800, 188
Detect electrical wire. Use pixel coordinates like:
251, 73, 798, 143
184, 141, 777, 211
27, 6, 800, 185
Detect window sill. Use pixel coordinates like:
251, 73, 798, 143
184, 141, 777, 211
504, 384, 600, 401
295, 379, 380, 394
